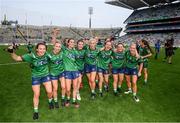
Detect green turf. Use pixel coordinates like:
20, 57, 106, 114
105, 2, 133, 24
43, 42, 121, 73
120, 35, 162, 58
0, 45, 180, 122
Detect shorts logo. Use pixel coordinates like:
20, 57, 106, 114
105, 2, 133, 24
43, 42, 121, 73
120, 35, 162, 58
47, 76, 50, 80
75, 73, 79, 77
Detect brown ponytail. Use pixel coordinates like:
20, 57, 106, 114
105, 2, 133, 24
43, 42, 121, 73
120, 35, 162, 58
141, 39, 154, 54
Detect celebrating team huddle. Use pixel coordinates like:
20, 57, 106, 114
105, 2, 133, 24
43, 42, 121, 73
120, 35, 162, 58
7, 29, 153, 120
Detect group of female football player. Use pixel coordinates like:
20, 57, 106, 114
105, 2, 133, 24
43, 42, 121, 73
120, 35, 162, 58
7, 29, 153, 120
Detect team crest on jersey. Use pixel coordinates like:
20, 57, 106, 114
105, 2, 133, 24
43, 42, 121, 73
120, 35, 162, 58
102, 54, 111, 59
38, 60, 48, 65
67, 53, 75, 59
54, 60, 63, 64
34, 60, 48, 66
76, 55, 84, 59
87, 53, 95, 58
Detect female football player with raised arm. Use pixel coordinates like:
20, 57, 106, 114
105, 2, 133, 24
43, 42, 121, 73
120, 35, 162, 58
51, 29, 80, 107
8, 43, 53, 120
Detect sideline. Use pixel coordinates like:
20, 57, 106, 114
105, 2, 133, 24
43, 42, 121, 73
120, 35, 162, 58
0, 62, 26, 66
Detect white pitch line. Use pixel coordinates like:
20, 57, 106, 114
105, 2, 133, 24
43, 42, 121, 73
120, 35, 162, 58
0, 62, 26, 66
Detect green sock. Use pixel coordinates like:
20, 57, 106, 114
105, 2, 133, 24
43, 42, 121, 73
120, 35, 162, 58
95, 80, 98, 83
114, 89, 117, 93
54, 98, 58, 102
67, 96, 70, 100
91, 90, 95, 94
48, 98, 53, 103
34, 107, 38, 113
118, 85, 121, 89
73, 98, 76, 102
133, 93, 136, 96
99, 89, 102, 93
61, 95, 65, 100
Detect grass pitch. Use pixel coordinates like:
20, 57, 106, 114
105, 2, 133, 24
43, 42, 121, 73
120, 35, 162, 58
0, 45, 180, 122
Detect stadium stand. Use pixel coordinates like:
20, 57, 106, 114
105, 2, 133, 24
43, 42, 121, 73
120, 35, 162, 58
106, 0, 180, 47
117, 33, 180, 46
124, 2, 180, 23
0, 24, 122, 44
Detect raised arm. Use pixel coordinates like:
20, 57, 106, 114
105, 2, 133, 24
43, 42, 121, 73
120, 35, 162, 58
7, 46, 23, 61
11, 52, 23, 62
51, 28, 60, 45
8, 46, 23, 61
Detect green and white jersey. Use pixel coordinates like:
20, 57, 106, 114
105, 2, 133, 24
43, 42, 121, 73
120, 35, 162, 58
97, 50, 112, 70
63, 48, 78, 71
111, 51, 126, 69
85, 47, 100, 65
22, 52, 50, 78
75, 49, 86, 70
125, 50, 141, 69
139, 46, 151, 62
49, 51, 64, 76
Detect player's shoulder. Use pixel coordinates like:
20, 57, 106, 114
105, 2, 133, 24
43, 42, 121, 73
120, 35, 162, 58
45, 52, 53, 59
27, 52, 35, 58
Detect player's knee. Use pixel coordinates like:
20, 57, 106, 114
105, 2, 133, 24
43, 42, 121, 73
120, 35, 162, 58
72, 86, 77, 91
132, 82, 137, 86
66, 87, 71, 92
46, 89, 53, 95
34, 93, 40, 98
90, 78, 95, 83
113, 79, 118, 83
104, 78, 109, 83
53, 87, 58, 92
126, 80, 131, 84
66, 90, 71, 94
61, 86, 66, 91
119, 80, 123, 84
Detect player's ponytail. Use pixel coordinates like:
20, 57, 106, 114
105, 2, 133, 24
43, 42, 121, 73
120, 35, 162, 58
141, 39, 154, 54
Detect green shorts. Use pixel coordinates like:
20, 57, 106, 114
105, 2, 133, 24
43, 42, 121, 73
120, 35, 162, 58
143, 61, 148, 68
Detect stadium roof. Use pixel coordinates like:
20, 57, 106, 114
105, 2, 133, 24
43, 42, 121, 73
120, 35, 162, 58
105, 0, 180, 10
